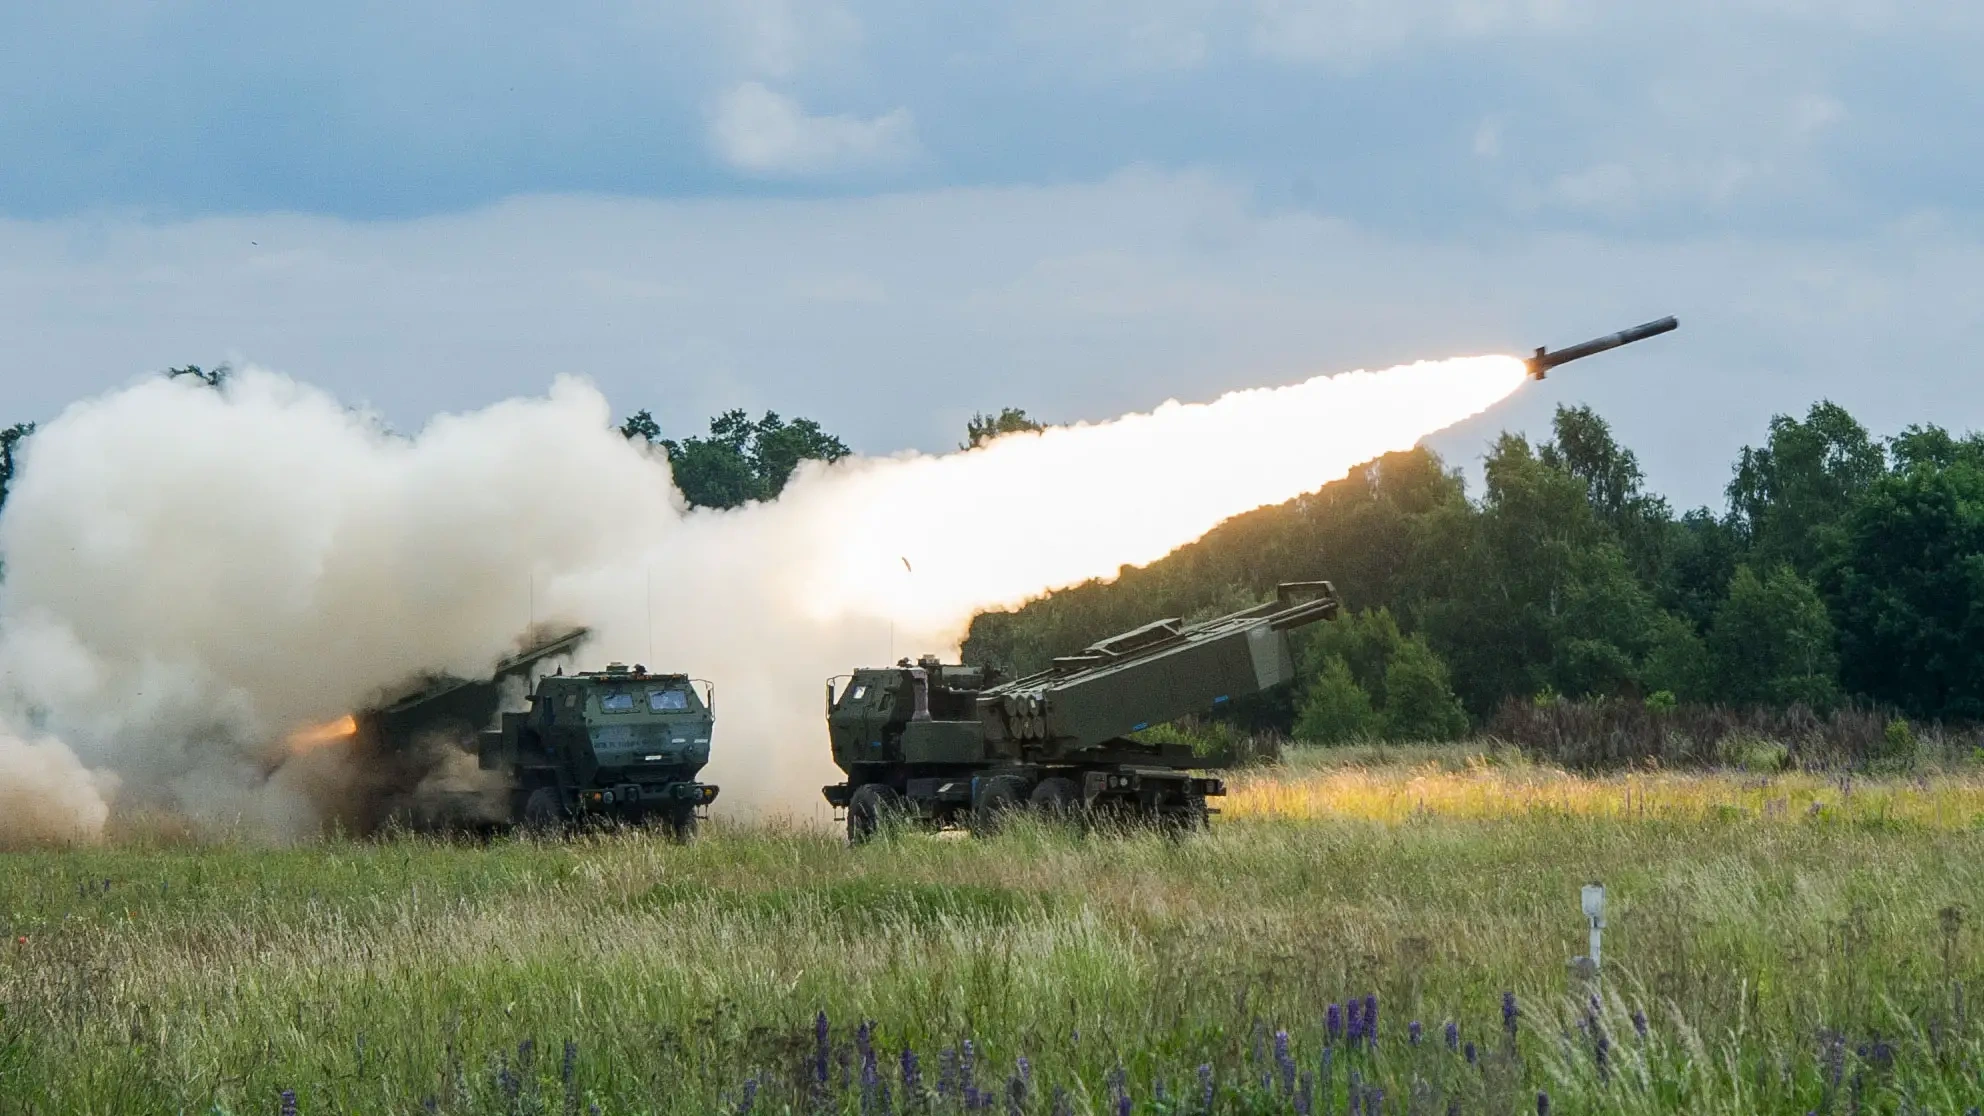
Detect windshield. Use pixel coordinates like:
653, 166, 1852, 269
649, 689, 690, 712
598, 691, 637, 713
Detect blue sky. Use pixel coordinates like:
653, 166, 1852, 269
4, 1, 1981, 508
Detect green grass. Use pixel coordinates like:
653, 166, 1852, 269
1, 764, 1981, 1114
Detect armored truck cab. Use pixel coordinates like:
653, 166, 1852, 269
352, 629, 718, 835
822, 581, 1339, 841
480, 663, 719, 833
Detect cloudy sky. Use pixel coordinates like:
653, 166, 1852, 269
3, 1, 1980, 509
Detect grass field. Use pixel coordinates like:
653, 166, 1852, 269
2, 748, 1981, 1115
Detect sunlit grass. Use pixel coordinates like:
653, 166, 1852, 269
1227, 744, 1984, 829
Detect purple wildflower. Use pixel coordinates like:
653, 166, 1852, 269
1364, 994, 1379, 1049
1444, 1021, 1459, 1052
1595, 1032, 1610, 1084
736, 1078, 759, 1116
962, 1039, 977, 1104
1348, 1071, 1363, 1116
1116, 1095, 1132, 1116
1276, 1030, 1296, 1094
1464, 1042, 1477, 1065
1409, 1021, 1422, 1046
1198, 1064, 1214, 1113
901, 1048, 921, 1096
1296, 1072, 1314, 1116
815, 1012, 831, 1086
1367, 1086, 1384, 1115
1347, 999, 1364, 1045
1502, 992, 1519, 1038
1536, 1091, 1549, 1116
280, 1090, 297, 1116
1006, 1064, 1028, 1115
1326, 1003, 1343, 1046
937, 1049, 957, 1098
1631, 1010, 1647, 1040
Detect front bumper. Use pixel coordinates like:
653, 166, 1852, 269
579, 782, 719, 811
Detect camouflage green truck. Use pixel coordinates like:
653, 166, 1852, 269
821, 582, 1339, 841
355, 629, 719, 835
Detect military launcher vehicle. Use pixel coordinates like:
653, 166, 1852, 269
355, 628, 719, 835
822, 582, 1340, 841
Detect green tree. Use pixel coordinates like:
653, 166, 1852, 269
619, 409, 662, 443
1378, 637, 1469, 741
631, 409, 853, 510
164, 363, 231, 388
1640, 611, 1714, 701
1708, 565, 1840, 709
1292, 654, 1378, 742
0, 421, 33, 515
1827, 430, 1984, 718
1727, 401, 1884, 575
963, 407, 1045, 449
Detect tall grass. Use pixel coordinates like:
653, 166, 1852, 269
1, 762, 1980, 1113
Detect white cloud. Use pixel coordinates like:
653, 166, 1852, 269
708, 81, 916, 177
0, 172, 1980, 514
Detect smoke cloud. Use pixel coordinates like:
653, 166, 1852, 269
0, 354, 1525, 839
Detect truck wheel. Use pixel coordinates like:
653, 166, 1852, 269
665, 808, 698, 842
847, 783, 902, 845
971, 775, 1031, 838
1028, 776, 1083, 825
521, 787, 565, 832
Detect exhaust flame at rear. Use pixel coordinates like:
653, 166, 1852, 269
0, 351, 1530, 832
286, 714, 357, 754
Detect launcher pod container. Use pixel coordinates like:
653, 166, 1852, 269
822, 581, 1339, 841
356, 629, 719, 835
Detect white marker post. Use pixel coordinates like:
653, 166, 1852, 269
1582, 883, 1607, 970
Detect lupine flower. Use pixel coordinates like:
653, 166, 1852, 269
1535, 1091, 1549, 1116
1595, 1033, 1610, 1084
901, 1049, 921, 1097
1296, 1072, 1314, 1116
1502, 993, 1520, 1037
1251, 1021, 1265, 1065
962, 1040, 977, 1103
1052, 1087, 1072, 1116
1409, 1021, 1422, 1046
279, 1089, 297, 1116
1444, 1021, 1459, 1052
1006, 1067, 1027, 1115
937, 1049, 957, 1098
1364, 995, 1379, 1049
1631, 1010, 1647, 1040
1198, 1064, 1214, 1112
736, 1078, 759, 1116
1349, 1078, 1363, 1116
1327, 1003, 1343, 1046
1276, 1030, 1296, 1094
1347, 1000, 1364, 1045
815, 1012, 832, 1086
1464, 1042, 1477, 1065
1367, 1086, 1384, 1115
422, 1097, 439, 1114
562, 1040, 580, 1116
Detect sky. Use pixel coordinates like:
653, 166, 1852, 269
3, 1, 1982, 510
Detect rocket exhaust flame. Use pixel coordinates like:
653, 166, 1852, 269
286, 714, 357, 753
0, 350, 1532, 834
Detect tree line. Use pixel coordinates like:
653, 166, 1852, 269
962, 400, 1984, 741
10, 366, 1964, 742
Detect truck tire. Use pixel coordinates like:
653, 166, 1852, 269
971, 775, 1031, 838
1028, 776, 1082, 823
521, 787, 565, 832
847, 783, 902, 845
664, 808, 699, 842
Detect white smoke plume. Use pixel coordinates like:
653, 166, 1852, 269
0, 355, 1527, 838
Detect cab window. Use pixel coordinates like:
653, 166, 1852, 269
649, 689, 690, 712
848, 684, 867, 701
598, 691, 637, 713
